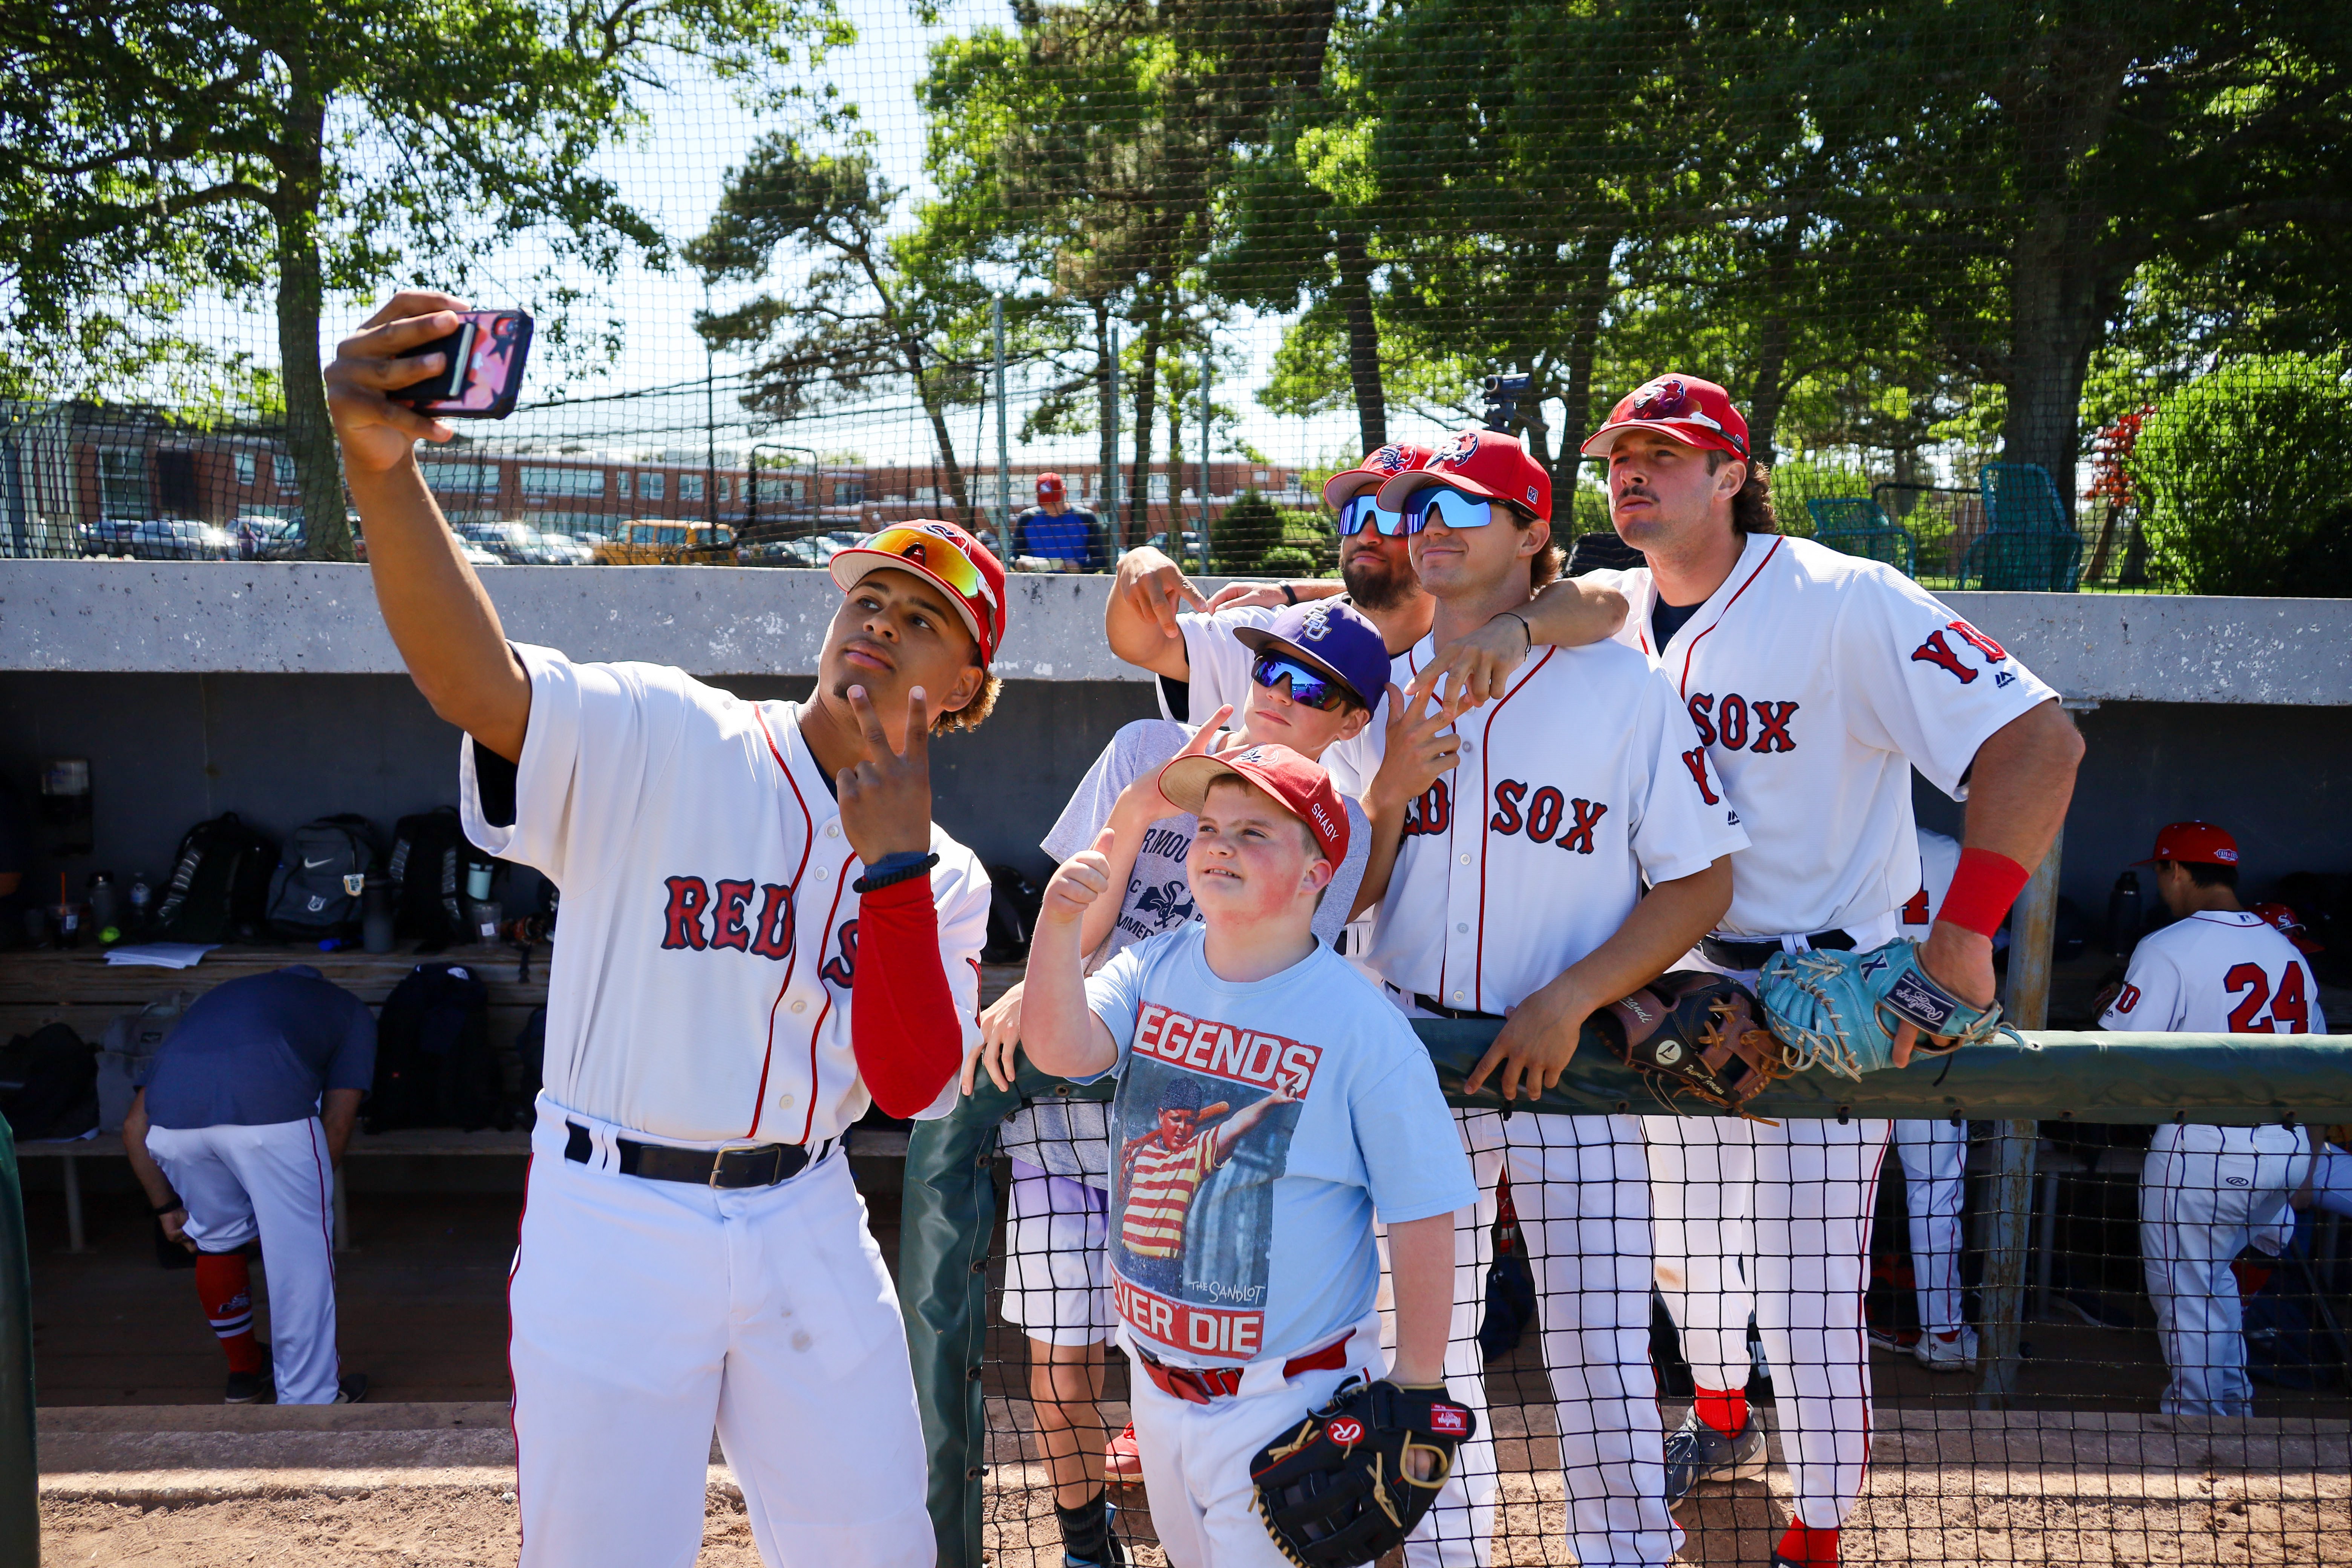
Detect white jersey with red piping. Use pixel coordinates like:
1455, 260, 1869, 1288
1581, 531, 2058, 939
2099, 910, 2327, 1038
1362, 636, 1748, 1014
458, 643, 989, 1145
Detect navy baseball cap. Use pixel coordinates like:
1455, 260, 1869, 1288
1230, 600, 1389, 712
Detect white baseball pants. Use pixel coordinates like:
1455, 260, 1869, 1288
1893, 1118, 1967, 1336
1643, 1115, 1755, 1390
508, 1101, 933, 1568
2310, 1145, 2352, 1220
2139, 1126, 2312, 1418
1124, 1323, 1382, 1566
142, 1117, 341, 1404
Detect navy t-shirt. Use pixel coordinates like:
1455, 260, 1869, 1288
138, 966, 377, 1129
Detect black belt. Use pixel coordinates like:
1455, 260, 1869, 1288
1412, 991, 1504, 1022
1699, 929, 1857, 972
565, 1121, 834, 1189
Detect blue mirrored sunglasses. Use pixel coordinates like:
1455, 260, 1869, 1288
1400, 487, 1505, 531
1250, 653, 1356, 712
1334, 492, 1410, 536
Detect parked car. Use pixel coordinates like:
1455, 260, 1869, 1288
527, 528, 595, 565
455, 521, 577, 565
233, 516, 304, 560
80, 518, 142, 557
128, 518, 240, 560
594, 520, 733, 565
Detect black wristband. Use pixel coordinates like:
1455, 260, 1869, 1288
152, 1196, 184, 1217
1502, 610, 1532, 650
1280, 582, 1300, 606
853, 852, 940, 894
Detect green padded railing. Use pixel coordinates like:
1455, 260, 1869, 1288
897, 1026, 2352, 1568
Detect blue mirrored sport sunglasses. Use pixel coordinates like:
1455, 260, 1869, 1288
1250, 653, 1357, 712
1334, 492, 1409, 536
1400, 487, 1507, 532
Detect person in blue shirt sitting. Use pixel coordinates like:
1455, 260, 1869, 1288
1016, 473, 1109, 572
120, 965, 376, 1404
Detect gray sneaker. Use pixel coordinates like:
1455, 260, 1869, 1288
1662, 1410, 1769, 1508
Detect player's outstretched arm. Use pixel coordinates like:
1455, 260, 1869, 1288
325, 292, 531, 762
1896, 698, 2083, 1066
1404, 576, 1629, 712
1020, 831, 1122, 1080
1465, 855, 1734, 1101
1383, 1212, 1456, 1388
1106, 546, 1209, 679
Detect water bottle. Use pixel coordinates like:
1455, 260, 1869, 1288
361, 877, 397, 954
2107, 870, 2142, 956
87, 872, 121, 944
128, 873, 153, 933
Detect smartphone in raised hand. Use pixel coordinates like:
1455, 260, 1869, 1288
389, 308, 534, 419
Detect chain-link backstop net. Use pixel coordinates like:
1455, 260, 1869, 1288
6, 0, 2349, 590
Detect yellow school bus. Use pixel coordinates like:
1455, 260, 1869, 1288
593, 520, 733, 565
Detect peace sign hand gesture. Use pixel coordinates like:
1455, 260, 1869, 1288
838, 685, 936, 865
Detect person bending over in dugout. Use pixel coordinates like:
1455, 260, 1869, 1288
327, 291, 1002, 1568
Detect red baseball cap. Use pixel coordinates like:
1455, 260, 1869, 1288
2250, 902, 2323, 954
1156, 743, 1349, 866
1321, 443, 1435, 510
829, 520, 1008, 666
1374, 429, 1551, 522
1580, 374, 1752, 461
2138, 821, 2239, 867
1037, 473, 1065, 497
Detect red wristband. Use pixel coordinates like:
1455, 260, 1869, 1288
1937, 847, 2030, 938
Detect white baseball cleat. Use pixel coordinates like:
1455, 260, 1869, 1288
1913, 1326, 1979, 1373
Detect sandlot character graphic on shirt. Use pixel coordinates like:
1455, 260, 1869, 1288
1110, 1019, 1313, 1361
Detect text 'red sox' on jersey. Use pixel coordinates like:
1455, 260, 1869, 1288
459, 643, 989, 1144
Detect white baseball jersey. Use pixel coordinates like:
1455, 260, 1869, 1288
2101, 911, 2326, 1038
459, 643, 989, 1145
1168, 601, 1408, 796
1364, 638, 1748, 1013
1583, 531, 2058, 939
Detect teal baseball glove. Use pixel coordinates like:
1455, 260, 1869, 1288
1756, 938, 2018, 1079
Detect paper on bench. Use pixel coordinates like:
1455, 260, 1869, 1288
103, 943, 220, 969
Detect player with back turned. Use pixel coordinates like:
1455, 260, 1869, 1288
1573, 374, 2083, 1568
325, 292, 1003, 1568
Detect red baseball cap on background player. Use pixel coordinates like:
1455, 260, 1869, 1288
1321, 442, 1434, 528
1579, 373, 1752, 462
1156, 743, 1351, 867
1035, 473, 1065, 502
829, 520, 1008, 666
2135, 820, 2240, 868
1373, 428, 1552, 521
2250, 902, 2324, 954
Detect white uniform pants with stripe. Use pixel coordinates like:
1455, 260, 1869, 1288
142, 1118, 340, 1404
1645, 1115, 1891, 1531
1893, 1118, 1967, 1336
1403, 1110, 1675, 1568
2139, 1128, 2312, 1418
508, 1101, 932, 1568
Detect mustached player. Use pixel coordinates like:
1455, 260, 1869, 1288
1361, 429, 1748, 1568
1574, 374, 2082, 1568
328, 292, 1003, 1566
2101, 821, 2324, 1417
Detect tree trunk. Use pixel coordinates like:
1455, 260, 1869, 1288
274, 78, 350, 562
1095, 298, 1121, 547
1999, 211, 2112, 519
1747, 311, 1791, 469
1333, 232, 1386, 453
904, 343, 971, 528
1545, 249, 1611, 504
1128, 303, 1167, 543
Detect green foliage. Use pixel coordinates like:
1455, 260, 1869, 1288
2129, 355, 2352, 597
1766, 460, 1878, 537
1210, 488, 1285, 573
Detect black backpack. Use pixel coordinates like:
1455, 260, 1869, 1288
387, 807, 471, 946
365, 963, 509, 1133
265, 815, 379, 942
153, 813, 279, 943
983, 865, 1044, 963
0, 1023, 99, 1141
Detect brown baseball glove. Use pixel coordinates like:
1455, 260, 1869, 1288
1596, 970, 1792, 1113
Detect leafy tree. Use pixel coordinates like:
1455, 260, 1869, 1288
0, 0, 844, 558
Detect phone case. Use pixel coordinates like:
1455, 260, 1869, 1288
391, 310, 534, 420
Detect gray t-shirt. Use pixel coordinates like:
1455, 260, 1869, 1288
999, 720, 1373, 1186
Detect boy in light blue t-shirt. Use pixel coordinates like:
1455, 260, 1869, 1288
1023, 742, 1474, 1567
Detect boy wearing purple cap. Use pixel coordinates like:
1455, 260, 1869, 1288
957, 599, 1429, 1566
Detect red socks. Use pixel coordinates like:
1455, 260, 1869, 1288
1693, 1384, 1748, 1436
1777, 1522, 1840, 1567
193, 1253, 266, 1375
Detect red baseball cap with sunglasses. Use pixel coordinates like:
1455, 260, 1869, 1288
829, 520, 1008, 666
1580, 374, 1752, 462
1374, 429, 1552, 521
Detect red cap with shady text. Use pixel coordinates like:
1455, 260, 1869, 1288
1156, 744, 1349, 866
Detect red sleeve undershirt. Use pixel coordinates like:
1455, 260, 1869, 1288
849, 874, 964, 1118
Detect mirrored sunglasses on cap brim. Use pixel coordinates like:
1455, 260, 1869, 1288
861, 524, 995, 610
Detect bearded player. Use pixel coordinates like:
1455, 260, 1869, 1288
1575, 375, 2082, 1568
328, 292, 1000, 1567
1360, 429, 1748, 1568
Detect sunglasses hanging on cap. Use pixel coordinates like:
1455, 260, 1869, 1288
1335, 492, 1410, 536
1400, 488, 1508, 533
1250, 653, 1356, 712
862, 523, 989, 602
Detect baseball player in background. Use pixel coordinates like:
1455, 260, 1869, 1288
328, 292, 1003, 1567
2100, 821, 2324, 1418
1358, 429, 1748, 1568
1886, 828, 1978, 1372
1573, 374, 2082, 1568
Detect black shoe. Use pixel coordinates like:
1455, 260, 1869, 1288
334, 1372, 370, 1404
223, 1369, 273, 1404
1662, 1409, 1769, 1508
